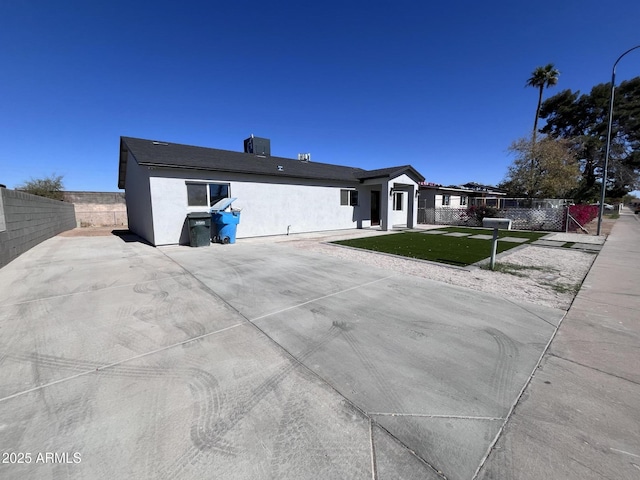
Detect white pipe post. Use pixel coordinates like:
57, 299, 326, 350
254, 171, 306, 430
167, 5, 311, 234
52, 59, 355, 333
490, 228, 499, 270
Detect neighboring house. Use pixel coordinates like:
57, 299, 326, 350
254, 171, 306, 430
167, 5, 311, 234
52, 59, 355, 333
118, 136, 424, 246
419, 182, 506, 209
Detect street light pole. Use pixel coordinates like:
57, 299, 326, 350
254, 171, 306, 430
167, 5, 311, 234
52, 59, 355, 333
597, 45, 640, 236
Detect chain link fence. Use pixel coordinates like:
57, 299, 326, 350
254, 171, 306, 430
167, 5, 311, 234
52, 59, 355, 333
418, 205, 566, 231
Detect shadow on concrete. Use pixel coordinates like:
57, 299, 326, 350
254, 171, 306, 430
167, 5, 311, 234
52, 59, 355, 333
110, 229, 153, 246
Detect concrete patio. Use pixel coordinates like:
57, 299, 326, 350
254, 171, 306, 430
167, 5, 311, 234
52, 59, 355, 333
0, 213, 635, 479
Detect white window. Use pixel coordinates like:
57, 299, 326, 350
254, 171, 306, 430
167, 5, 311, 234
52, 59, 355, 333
186, 182, 230, 207
442, 194, 451, 206
460, 195, 468, 206
208, 184, 229, 206
340, 189, 359, 206
393, 192, 403, 211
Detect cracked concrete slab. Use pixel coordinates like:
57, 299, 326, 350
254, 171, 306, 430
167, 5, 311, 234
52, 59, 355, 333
0, 232, 566, 479
477, 355, 640, 480
478, 212, 640, 480
372, 423, 443, 479
375, 415, 504, 480
0, 324, 376, 479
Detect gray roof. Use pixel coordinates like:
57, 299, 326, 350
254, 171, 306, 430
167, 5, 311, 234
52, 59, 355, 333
419, 183, 507, 196
356, 165, 424, 181
118, 137, 424, 189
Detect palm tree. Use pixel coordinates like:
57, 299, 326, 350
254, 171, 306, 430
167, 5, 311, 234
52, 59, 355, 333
526, 63, 560, 144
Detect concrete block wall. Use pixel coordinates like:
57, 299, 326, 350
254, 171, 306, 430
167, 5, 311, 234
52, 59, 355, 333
62, 191, 127, 227
0, 188, 77, 269
0, 190, 6, 232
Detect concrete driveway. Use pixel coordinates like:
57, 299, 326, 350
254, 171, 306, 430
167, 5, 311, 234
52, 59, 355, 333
0, 231, 564, 479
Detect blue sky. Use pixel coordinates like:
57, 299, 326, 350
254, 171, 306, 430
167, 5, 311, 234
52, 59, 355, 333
1, 0, 639, 193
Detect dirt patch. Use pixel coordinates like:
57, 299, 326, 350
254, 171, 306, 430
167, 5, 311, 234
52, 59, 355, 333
574, 215, 616, 236
58, 227, 129, 237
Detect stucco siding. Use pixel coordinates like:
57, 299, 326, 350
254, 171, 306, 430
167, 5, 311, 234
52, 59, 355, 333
233, 181, 359, 238
435, 194, 465, 208
124, 153, 154, 244
149, 176, 194, 245
389, 191, 409, 226
389, 173, 419, 228
149, 170, 363, 245
390, 173, 416, 186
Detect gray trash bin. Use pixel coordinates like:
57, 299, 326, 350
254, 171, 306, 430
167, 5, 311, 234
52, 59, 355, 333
187, 212, 211, 247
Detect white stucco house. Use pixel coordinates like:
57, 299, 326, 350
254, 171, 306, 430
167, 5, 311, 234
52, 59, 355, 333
118, 136, 425, 246
419, 182, 506, 209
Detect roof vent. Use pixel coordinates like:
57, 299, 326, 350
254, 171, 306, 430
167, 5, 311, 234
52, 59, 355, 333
297, 153, 311, 162
277, 165, 284, 171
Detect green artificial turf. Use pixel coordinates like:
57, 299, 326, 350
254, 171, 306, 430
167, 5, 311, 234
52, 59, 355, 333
332, 227, 547, 267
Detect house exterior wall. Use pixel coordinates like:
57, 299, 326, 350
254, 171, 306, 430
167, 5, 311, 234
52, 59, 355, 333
434, 194, 466, 208
148, 169, 364, 245
389, 173, 419, 228
354, 184, 373, 229
362, 173, 420, 230
419, 187, 437, 209
361, 178, 387, 229
124, 153, 154, 244
419, 187, 469, 209
389, 190, 408, 226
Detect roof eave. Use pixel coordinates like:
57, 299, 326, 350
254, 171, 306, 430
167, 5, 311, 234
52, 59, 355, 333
358, 165, 425, 183
117, 137, 128, 190
137, 161, 361, 184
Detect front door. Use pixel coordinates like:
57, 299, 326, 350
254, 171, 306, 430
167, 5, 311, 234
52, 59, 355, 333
371, 191, 380, 226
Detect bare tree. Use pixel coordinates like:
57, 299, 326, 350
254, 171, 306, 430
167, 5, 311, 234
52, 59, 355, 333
16, 174, 65, 200
500, 136, 580, 198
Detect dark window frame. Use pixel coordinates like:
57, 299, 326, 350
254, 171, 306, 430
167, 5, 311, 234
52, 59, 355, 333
186, 183, 208, 207
393, 191, 404, 211
186, 182, 231, 207
340, 189, 359, 206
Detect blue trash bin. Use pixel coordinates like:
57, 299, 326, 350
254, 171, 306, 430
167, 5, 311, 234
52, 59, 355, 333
210, 198, 241, 244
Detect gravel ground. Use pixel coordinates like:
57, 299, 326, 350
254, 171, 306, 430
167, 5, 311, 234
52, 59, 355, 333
274, 230, 599, 311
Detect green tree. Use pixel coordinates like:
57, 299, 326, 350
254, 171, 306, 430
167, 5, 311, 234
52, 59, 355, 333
540, 77, 640, 200
499, 136, 580, 198
526, 64, 560, 144
17, 174, 65, 200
